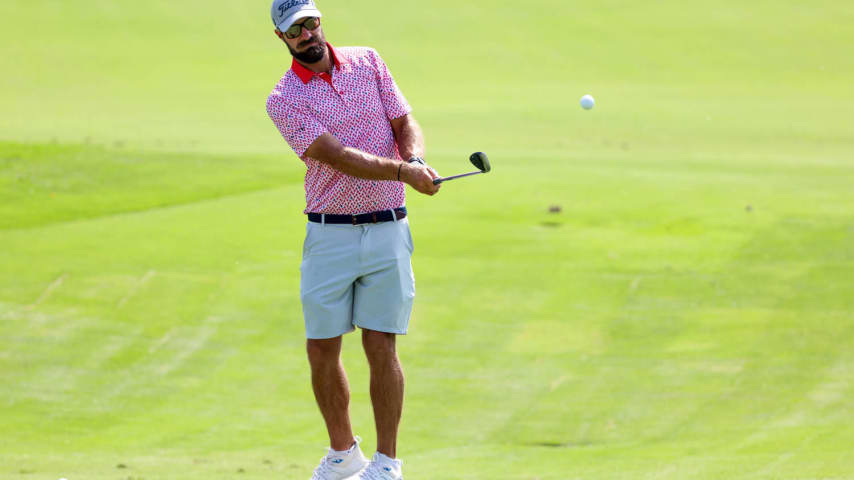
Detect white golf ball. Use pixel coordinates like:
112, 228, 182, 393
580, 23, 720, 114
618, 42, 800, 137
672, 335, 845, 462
580, 94, 595, 110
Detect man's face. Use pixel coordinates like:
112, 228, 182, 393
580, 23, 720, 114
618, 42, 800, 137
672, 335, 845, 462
277, 17, 326, 64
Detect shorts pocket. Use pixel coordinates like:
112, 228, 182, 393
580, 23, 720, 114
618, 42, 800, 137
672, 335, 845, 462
302, 223, 318, 258
402, 221, 414, 254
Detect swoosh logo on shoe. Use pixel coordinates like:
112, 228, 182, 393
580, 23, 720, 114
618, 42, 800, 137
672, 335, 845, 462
332, 459, 344, 464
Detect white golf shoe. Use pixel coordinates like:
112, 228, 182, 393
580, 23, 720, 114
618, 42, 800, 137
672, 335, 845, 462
357, 452, 403, 480
309, 436, 369, 480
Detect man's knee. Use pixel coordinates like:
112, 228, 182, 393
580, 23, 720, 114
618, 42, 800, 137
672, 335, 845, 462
306, 337, 342, 366
362, 329, 396, 360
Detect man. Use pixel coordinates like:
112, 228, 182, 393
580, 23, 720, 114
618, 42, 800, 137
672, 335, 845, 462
265, 1, 440, 479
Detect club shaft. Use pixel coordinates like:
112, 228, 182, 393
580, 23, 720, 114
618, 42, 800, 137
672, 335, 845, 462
433, 170, 483, 185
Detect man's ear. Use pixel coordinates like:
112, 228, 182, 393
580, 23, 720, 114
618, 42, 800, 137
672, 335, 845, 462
275, 29, 285, 41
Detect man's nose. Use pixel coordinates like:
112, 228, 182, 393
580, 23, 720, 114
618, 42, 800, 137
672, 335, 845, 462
299, 27, 314, 41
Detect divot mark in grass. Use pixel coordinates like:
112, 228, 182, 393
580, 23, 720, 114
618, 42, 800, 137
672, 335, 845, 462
529, 440, 593, 448
531, 442, 568, 448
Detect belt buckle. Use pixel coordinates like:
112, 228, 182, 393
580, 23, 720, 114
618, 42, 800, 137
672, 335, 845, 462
372, 213, 378, 223
351, 215, 358, 225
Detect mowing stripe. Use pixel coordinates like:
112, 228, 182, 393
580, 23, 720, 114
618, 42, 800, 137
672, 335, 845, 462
117, 270, 157, 309
148, 327, 177, 354
25, 273, 68, 310
84, 326, 144, 370
1, 183, 291, 233
550, 375, 572, 392
156, 325, 217, 376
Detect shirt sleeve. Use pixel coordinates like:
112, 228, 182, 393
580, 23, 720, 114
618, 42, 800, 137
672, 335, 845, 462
266, 92, 327, 158
368, 49, 412, 121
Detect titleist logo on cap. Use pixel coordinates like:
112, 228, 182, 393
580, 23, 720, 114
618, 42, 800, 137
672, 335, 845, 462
277, 0, 313, 18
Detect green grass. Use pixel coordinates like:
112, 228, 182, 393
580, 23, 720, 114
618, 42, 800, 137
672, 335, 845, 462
0, 142, 297, 229
2, 0, 853, 479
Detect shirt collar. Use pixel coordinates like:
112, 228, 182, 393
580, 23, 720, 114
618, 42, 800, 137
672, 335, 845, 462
291, 42, 342, 84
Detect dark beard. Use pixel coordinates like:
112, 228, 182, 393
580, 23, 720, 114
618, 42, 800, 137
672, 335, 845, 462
289, 42, 326, 64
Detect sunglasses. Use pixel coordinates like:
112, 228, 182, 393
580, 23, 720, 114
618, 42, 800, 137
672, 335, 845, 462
284, 17, 321, 39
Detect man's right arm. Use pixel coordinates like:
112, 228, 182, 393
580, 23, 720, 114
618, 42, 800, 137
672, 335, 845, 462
304, 133, 440, 196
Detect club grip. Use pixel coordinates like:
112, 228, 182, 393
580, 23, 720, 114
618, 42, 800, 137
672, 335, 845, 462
432, 178, 442, 185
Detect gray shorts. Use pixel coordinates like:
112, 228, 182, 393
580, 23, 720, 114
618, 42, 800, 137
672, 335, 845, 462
299, 216, 415, 339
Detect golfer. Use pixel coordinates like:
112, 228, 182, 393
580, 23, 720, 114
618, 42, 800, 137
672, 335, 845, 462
266, 1, 440, 478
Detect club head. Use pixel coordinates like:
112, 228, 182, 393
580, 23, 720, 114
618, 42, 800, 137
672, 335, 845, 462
469, 152, 491, 173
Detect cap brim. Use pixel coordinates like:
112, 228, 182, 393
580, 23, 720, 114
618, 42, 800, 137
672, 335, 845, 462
276, 8, 322, 31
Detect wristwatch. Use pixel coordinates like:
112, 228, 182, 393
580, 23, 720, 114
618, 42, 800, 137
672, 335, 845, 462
407, 156, 426, 166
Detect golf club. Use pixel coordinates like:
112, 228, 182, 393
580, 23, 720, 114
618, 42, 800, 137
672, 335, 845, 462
433, 152, 491, 185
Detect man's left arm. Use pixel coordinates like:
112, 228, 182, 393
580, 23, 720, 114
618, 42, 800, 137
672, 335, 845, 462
391, 114, 440, 180
390, 114, 424, 161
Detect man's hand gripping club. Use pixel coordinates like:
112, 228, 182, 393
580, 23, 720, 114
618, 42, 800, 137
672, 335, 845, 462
304, 132, 441, 196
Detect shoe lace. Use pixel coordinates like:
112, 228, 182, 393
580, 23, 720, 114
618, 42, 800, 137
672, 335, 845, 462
310, 452, 335, 480
310, 437, 364, 480
359, 462, 396, 480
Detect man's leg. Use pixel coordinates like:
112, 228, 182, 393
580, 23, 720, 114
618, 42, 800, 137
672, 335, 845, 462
306, 336, 355, 451
361, 329, 404, 458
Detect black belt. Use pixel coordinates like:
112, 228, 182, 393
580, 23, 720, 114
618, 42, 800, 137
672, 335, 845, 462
307, 207, 407, 225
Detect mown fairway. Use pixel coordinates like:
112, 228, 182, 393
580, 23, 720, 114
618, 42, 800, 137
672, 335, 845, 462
2, 1, 853, 479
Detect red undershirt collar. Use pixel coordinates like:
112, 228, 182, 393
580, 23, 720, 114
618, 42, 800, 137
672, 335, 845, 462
291, 42, 342, 85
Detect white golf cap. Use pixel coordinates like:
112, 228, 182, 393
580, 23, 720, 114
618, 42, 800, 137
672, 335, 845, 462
271, 0, 322, 32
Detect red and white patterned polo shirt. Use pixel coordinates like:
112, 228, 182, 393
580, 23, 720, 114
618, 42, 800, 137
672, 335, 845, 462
266, 43, 412, 214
